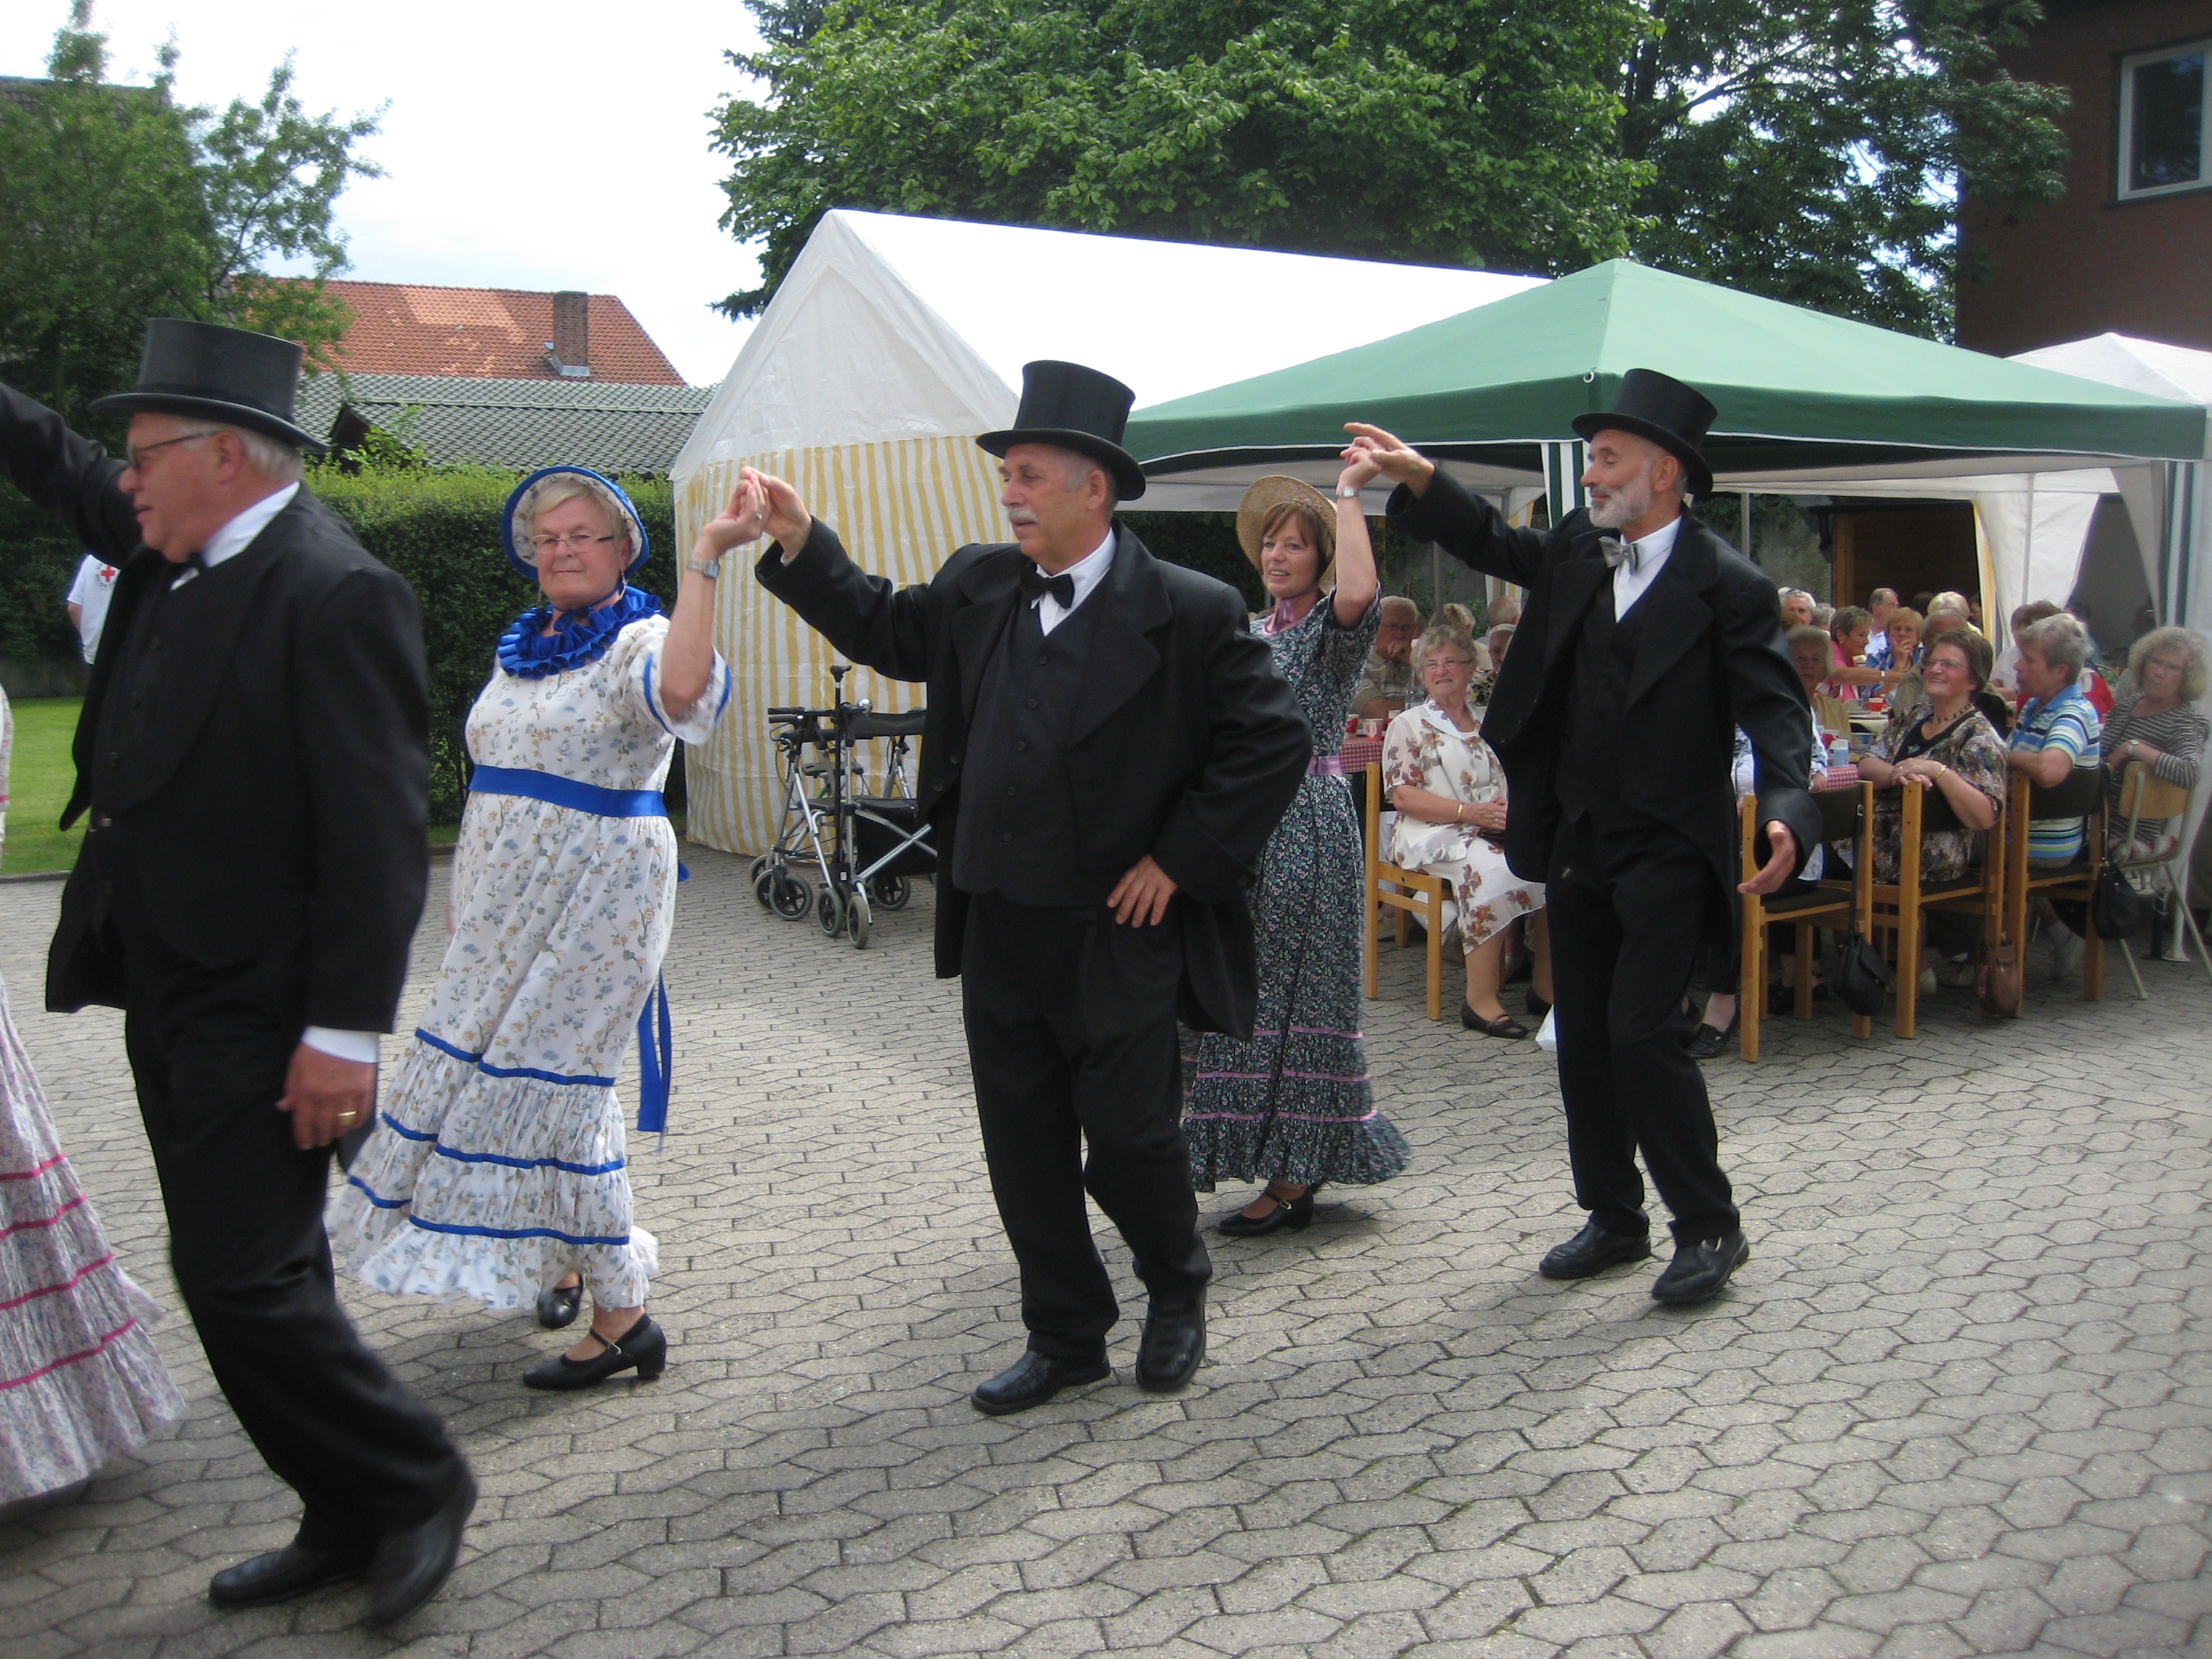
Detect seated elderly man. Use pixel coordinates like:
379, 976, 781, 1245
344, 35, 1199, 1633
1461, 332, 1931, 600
1790, 624, 1852, 745
2007, 612, 2103, 975
1352, 595, 1424, 719
1488, 592, 1521, 629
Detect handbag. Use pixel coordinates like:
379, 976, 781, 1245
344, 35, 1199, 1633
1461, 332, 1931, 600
2092, 863, 2144, 940
1828, 932, 1892, 1017
1977, 938, 2022, 1019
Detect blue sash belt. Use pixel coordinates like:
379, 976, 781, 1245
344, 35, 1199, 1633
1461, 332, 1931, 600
467, 763, 679, 1137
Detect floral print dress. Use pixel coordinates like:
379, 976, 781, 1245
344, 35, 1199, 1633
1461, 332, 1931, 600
1854, 701, 2008, 884
331, 612, 730, 1311
1382, 701, 1545, 948
1183, 598, 1410, 1192
0, 687, 181, 1502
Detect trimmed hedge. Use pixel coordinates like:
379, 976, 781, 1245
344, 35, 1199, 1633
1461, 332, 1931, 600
0, 482, 99, 669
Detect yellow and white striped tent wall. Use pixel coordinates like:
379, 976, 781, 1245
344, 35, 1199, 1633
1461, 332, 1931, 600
677, 434, 1008, 855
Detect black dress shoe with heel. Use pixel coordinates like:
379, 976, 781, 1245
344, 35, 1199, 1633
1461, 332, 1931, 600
366, 1469, 477, 1629
1537, 1219, 1654, 1280
522, 1314, 666, 1390
1460, 1002, 1528, 1038
208, 1542, 370, 1609
971, 1349, 1110, 1415
1217, 1184, 1318, 1237
1650, 1231, 1750, 1305
535, 1282, 583, 1330
1136, 1293, 1206, 1393
1684, 1010, 1738, 1060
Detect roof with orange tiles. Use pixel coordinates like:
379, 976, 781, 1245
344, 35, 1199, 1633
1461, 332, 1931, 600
320, 280, 687, 385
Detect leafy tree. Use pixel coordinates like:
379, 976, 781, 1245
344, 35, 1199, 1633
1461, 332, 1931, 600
0, 3, 382, 428
1621, 0, 2069, 338
711, 0, 1652, 317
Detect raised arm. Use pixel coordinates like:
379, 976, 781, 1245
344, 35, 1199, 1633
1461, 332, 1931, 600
0, 382, 143, 559
1346, 423, 1552, 589
748, 469, 935, 683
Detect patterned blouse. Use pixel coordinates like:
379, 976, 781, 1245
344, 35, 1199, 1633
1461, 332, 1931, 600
1857, 701, 2010, 885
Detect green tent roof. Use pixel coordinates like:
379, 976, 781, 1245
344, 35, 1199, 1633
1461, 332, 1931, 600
1126, 261, 2208, 476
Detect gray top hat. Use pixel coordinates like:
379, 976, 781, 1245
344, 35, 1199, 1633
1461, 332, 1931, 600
90, 318, 324, 452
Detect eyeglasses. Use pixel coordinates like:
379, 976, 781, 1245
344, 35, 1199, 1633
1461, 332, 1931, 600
124, 431, 216, 471
1421, 657, 1470, 672
2147, 657, 2187, 675
1924, 657, 1969, 676
529, 532, 620, 554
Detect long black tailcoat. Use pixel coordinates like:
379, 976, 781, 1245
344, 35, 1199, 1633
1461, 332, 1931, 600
1389, 471, 1821, 909
0, 385, 431, 1028
755, 520, 1310, 1037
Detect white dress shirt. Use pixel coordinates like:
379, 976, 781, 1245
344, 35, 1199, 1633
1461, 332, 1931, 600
1609, 513, 1681, 618
1034, 529, 1115, 635
183, 483, 374, 1066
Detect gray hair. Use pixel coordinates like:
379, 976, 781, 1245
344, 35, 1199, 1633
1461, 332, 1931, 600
171, 420, 305, 484
2126, 626, 2210, 701
513, 472, 637, 557
1048, 444, 1118, 509
1416, 622, 1480, 671
2018, 612, 2090, 675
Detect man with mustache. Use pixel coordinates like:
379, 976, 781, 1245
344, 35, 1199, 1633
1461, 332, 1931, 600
1347, 370, 1819, 1305
747, 361, 1309, 1411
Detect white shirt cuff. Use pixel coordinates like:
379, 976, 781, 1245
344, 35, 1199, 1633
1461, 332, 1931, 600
302, 1027, 379, 1064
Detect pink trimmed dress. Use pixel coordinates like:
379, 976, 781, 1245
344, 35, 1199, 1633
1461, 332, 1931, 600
0, 689, 181, 1503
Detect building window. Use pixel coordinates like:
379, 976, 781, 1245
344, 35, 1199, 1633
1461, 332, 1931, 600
2119, 41, 2210, 199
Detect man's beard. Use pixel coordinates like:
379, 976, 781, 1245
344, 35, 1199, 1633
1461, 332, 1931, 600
1586, 468, 1653, 530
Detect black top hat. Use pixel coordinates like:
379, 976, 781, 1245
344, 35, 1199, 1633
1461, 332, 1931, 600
1570, 368, 1716, 497
978, 360, 1147, 501
90, 318, 323, 451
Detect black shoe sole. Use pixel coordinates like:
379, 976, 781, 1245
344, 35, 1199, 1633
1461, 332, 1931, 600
1651, 1238, 1750, 1305
970, 1360, 1110, 1416
1537, 1241, 1653, 1280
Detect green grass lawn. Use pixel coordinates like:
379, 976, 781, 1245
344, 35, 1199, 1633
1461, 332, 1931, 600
3, 696, 84, 876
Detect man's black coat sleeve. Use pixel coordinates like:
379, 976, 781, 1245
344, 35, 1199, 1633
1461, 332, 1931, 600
0, 383, 143, 559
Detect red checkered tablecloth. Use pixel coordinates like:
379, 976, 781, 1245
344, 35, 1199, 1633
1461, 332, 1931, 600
1339, 736, 1385, 773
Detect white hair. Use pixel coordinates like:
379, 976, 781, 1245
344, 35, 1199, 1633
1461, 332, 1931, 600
173, 420, 305, 484
2018, 612, 2091, 675
1049, 444, 1118, 509
513, 472, 637, 558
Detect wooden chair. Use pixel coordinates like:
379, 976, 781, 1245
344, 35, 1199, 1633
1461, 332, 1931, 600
1737, 783, 1875, 1061
1868, 781, 2005, 1038
1363, 760, 1449, 1020
2107, 761, 2210, 997
2002, 767, 2108, 1004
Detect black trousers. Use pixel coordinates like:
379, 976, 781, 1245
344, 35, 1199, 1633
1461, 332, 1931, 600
959, 891, 1211, 1359
1546, 811, 1740, 1243
110, 899, 465, 1554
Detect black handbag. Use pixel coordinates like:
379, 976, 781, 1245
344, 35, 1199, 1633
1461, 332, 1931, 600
2092, 863, 2144, 940
1829, 932, 1893, 1017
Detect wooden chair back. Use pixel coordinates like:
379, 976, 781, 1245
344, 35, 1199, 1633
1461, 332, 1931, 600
1363, 761, 1452, 1020
1869, 778, 2004, 1037
1737, 783, 1874, 1061
2002, 767, 2106, 1004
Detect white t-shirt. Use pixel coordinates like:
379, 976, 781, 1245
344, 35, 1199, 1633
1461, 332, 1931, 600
66, 552, 120, 663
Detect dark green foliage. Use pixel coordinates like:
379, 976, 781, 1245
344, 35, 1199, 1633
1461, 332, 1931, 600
1123, 511, 1261, 608
0, 482, 94, 669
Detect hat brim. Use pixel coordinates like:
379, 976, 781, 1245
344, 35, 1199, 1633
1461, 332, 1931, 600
1236, 475, 1338, 593
501, 466, 652, 583
976, 428, 1147, 501
88, 391, 325, 455
1569, 413, 1714, 498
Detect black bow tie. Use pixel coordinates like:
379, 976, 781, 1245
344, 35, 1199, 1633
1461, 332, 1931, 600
169, 549, 207, 590
1020, 563, 1076, 609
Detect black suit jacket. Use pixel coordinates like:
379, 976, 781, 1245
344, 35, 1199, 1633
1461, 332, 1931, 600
755, 520, 1310, 1036
0, 384, 431, 1032
1390, 472, 1821, 907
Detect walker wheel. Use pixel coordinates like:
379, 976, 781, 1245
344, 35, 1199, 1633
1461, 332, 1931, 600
867, 874, 912, 911
753, 869, 776, 910
847, 890, 872, 949
817, 885, 845, 937
747, 854, 770, 886
770, 871, 812, 920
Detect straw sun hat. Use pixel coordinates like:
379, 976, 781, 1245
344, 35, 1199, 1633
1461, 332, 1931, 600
1236, 475, 1338, 593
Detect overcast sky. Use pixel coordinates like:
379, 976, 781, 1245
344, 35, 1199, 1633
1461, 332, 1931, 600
1, 1, 767, 385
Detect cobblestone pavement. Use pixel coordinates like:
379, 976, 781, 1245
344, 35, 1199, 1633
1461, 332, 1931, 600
2, 848, 2208, 1659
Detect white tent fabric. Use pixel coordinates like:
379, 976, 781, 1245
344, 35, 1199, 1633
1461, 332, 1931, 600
673, 210, 1540, 854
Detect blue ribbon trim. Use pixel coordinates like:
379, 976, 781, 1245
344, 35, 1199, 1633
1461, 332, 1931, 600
346, 1174, 409, 1209
468, 766, 666, 819
372, 1111, 625, 1175
495, 585, 662, 678
636, 976, 673, 1138
405, 1215, 631, 1247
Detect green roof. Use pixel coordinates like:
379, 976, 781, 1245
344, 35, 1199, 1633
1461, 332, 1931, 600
1128, 261, 2208, 475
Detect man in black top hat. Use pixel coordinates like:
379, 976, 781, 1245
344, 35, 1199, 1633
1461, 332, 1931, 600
1348, 370, 1820, 1305
748, 361, 1309, 1412
0, 320, 473, 1625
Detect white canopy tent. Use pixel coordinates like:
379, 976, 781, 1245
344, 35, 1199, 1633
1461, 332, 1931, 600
672, 210, 1540, 854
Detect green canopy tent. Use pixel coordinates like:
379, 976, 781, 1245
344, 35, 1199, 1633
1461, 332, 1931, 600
1125, 261, 2210, 638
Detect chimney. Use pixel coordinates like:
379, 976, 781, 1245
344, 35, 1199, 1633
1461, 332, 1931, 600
546, 290, 590, 377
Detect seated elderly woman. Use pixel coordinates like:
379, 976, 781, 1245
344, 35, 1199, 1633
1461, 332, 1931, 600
1822, 606, 1885, 701
1791, 624, 1853, 745
2102, 626, 2210, 859
1874, 606, 1924, 715
1383, 622, 1551, 1037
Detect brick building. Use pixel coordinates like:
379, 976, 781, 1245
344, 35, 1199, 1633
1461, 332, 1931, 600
1956, 0, 2211, 354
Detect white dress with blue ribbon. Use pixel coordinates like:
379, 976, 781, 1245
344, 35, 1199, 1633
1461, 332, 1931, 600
331, 610, 730, 1311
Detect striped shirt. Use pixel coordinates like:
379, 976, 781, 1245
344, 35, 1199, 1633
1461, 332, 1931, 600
2010, 684, 2100, 863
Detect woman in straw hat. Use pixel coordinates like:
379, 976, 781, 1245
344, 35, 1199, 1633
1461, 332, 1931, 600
1182, 462, 1410, 1236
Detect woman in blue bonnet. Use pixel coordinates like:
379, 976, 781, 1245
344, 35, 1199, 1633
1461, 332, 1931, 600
331, 467, 744, 1390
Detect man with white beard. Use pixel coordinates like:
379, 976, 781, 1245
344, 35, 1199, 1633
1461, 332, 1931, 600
1344, 371, 1820, 1307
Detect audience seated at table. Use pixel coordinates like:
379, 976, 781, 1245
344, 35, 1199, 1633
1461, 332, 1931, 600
1791, 624, 1853, 745
2101, 626, 2209, 860
1382, 623, 1550, 1038
2005, 612, 2105, 975
1352, 595, 1424, 721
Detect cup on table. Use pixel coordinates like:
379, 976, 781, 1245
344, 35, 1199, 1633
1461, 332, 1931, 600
1359, 718, 1384, 739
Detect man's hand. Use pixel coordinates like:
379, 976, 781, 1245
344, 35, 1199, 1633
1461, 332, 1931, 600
740, 466, 813, 552
697, 480, 768, 559
1107, 855, 1179, 926
277, 1043, 377, 1151
1739, 822, 1799, 896
1341, 423, 1436, 495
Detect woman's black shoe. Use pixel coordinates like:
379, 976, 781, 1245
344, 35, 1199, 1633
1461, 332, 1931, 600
1218, 1184, 1318, 1236
523, 1315, 666, 1390
535, 1282, 583, 1330
1685, 1017, 1736, 1060
1460, 1002, 1529, 1039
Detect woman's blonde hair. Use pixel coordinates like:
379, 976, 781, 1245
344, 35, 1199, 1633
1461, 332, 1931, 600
513, 472, 637, 559
1415, 623, 1480, 678
2126, 626, 2210, 701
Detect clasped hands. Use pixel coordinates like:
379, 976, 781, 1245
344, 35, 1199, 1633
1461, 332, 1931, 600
698, 467, 812, 559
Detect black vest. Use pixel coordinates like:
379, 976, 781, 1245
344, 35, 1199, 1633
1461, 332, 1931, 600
952, 593, 1110, 904
1556, 580, 1653, 831
93, 563, 197, 812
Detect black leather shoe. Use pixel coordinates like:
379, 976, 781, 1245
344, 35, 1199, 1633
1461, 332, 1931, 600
365, 1469, 477, 1628
1217, 1184, 1317, 1237
1537, 1219, 1654, 1280
523, 1314, 667, 1390
1651, 1231, 1750, 1305
1460, 1002, 1529, 1038
535, 1282, 583, 1330
207, 1542, 369, 1609
1684, 1012, 1737, 1060
1135, 1293, 1206, 1393
971, 1349, 1110, 1416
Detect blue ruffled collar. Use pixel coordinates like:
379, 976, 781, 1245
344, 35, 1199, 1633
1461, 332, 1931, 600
497, 585, 664, 678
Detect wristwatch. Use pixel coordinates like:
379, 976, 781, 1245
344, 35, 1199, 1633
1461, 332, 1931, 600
685, 557, 722, 580
1338, 484, 1363, 500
